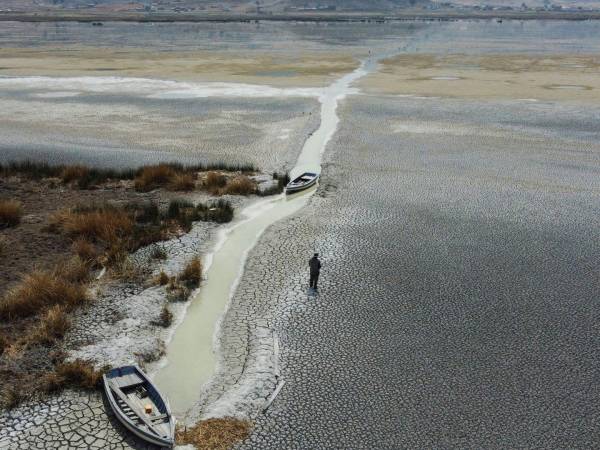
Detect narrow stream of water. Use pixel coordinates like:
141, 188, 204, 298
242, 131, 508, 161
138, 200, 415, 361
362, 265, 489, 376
153, 57, 377, 417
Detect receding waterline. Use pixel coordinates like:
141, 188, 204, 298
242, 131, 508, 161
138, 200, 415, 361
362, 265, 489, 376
153, 59, 374, 417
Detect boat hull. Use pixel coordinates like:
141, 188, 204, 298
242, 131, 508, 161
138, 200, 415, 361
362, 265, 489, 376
103, 366, 175, 448
285, 174, 319, 194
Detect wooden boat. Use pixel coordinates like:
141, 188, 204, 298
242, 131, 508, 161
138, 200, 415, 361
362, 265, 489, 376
103, 365, 175, 448
285, 172, 319, 194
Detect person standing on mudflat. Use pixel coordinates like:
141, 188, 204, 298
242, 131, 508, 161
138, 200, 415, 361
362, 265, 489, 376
309, 253, 321, 290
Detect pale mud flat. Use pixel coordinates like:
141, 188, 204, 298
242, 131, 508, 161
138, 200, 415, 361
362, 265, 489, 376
360, 53, 600, 102
0, 86, 321, 174
0, 48, 359, 88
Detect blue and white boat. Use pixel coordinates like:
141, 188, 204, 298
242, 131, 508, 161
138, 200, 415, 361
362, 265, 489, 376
285, 172, 319, 194
103, 365, 175, 448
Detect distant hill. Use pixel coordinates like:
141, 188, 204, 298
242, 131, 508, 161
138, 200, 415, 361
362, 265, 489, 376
2, 0, 599, 13
0, 0, 431, 13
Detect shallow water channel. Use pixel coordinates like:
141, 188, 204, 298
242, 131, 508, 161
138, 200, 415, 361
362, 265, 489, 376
153, 57, 377, 417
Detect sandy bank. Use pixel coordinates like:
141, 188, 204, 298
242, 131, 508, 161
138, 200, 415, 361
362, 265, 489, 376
360, 53, 600, 102
0, 48, 359, 88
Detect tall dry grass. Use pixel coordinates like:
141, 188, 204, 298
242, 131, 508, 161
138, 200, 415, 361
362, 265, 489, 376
0, 270, 88, 321
0, 199, 23, 228
179, 257, 203, 288
134, 164, 177, 192
170, 173, 196, 191
176, 418, 252, 450
55, 360, 105, 390
223, 176, 256, 195
28, 305, 71, 346
51, 206, 134, 245
60, 165, 90, 184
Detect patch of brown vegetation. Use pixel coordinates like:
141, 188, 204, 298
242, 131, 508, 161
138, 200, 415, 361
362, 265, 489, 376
156, 270, 170, 286
170, 173, 196, 192
0, 161, 255, 409
134, 164, 178, 192
55, 359, 106, 390
28, 305, 71, 347
60, 165, 90, 184
176, 418, 252, 450
0, 199, 22, 228
51, 206, 134, 245
223, 176, 256, 195
204, 171, 228, 191
179, 257, 203, 288
0, 269, 88, 321
152, 306, 173, 328
72, 238, 99, 263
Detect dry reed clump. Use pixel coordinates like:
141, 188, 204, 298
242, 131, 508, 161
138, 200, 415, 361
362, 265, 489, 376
152, 306, 173, 328
28, 305, 71, 347
195, 200, 234, 224
60, 165, 90, 184
166, 279, 190, 302
54, 359, 106, 390
0, 199, 23, 228
0, 270, 88, 321
223, 176, 256, 195
0, 332, 11, 356
109, 253, 147, 282
51, 206, 134, 245
170, 173, 196, 192
176, 418, 252, 450
0, 385, 25, 409
134, 164, 177, 192
72, 238, 98, 263
204, 171, 228, 192
179, 257, 202, 288
156, 271, 170, 286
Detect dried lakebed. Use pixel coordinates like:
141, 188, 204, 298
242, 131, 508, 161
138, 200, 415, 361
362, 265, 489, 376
241, 95, 600, 448
0, 58, 374, 448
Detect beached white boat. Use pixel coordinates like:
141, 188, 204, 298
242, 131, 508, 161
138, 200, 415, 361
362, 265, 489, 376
103, 365, 175, 448
285, 172, 319, 194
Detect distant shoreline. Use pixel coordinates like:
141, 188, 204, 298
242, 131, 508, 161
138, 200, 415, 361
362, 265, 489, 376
1, 10, 600, 23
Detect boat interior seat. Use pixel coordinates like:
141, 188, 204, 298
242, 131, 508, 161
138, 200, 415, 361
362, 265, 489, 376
115, 373, 145, 389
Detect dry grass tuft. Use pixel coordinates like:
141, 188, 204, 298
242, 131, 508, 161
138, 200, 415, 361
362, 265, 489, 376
0, 199, 23, 228
29, 305, 71, 346
109, 254, 147, 282
0, 270, 88, 321
204, 171, 228, 190
0, 332, 11, 356
176, 418, 252, 450
179, 257, 202, 288
170, 173, 196, 192
166, 280, 190, 302
152, 306, 173, 328
223, 176, 256, 195
55, 256, 93, 283
60, 165, 90, 184
0, 385, 25, 409
55, 360, 105, 390
156, 271, 170, 286
134, 164, 177, 192
72, 238, 98, 263
52, 207, 134, 245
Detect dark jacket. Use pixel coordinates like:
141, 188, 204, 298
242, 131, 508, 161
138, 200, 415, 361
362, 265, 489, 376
309, 256, 321, 275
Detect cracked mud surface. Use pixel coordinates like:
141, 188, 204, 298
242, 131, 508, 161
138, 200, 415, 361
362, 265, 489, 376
239, 95, 600, 448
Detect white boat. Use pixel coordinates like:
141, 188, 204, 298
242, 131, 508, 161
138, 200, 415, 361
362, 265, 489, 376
103, 365, 175, 448
285, 172, 319, 194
